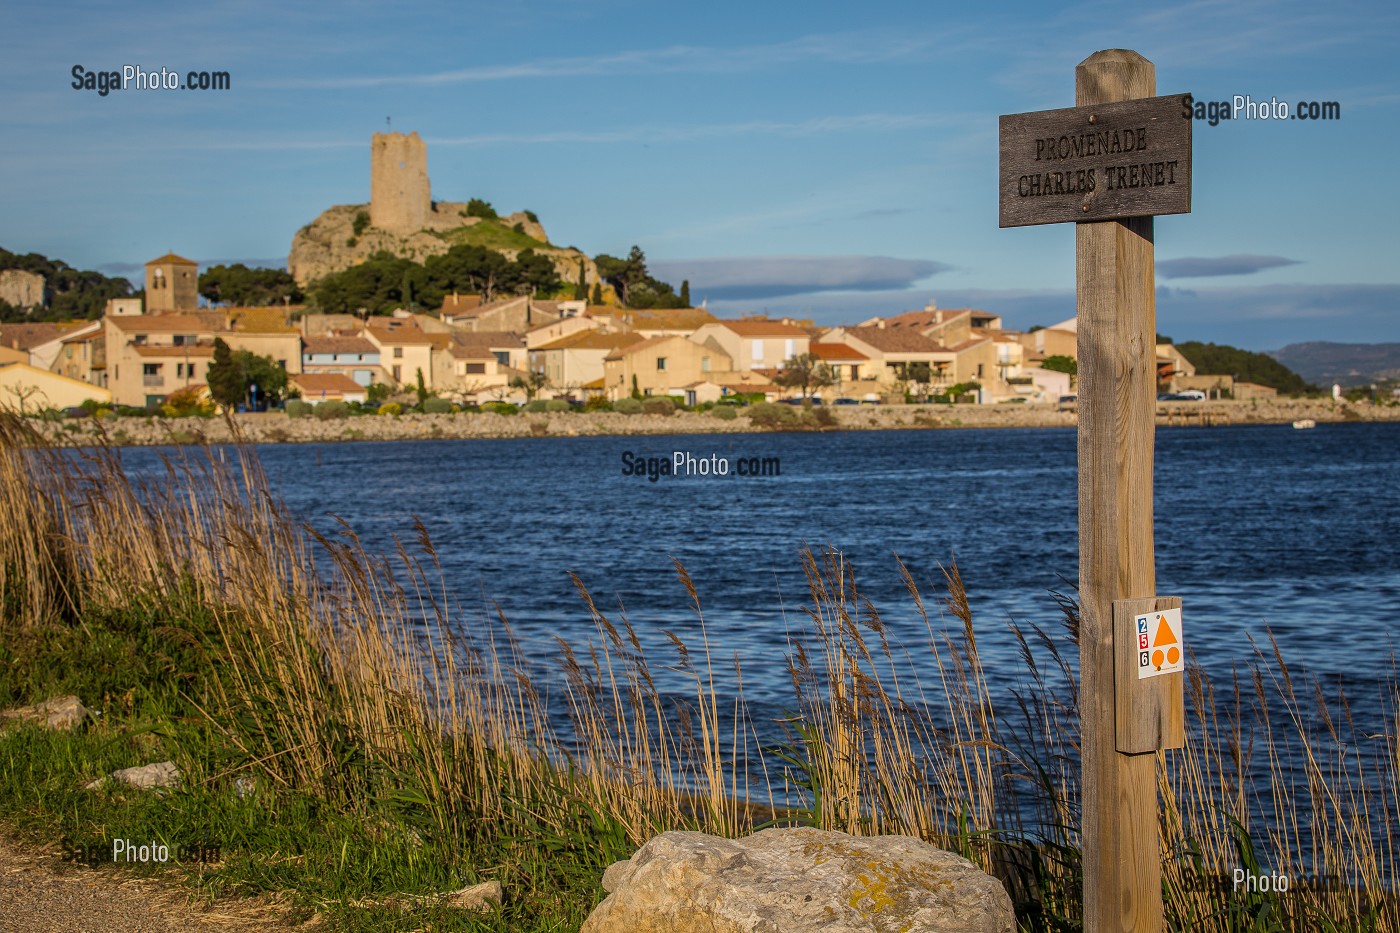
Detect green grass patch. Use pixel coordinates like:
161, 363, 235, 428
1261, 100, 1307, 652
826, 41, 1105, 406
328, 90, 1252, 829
440, 220, 551, 252
0, 606, 620, 931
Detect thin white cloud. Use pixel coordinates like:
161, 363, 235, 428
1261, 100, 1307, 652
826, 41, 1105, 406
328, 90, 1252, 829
254, 30, 945, 91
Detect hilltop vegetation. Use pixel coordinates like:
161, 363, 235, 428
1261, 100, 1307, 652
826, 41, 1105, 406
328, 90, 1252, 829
0, 247, 135, 322
1176, 340, 1316, 394
198, 263, 302, 307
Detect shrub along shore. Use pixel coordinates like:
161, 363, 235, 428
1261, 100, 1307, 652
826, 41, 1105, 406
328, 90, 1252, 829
0, 413, 1396, 931
17, 396, 1399, 447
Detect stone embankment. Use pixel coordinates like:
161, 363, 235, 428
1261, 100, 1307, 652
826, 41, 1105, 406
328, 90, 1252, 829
24, 398, 1397, 447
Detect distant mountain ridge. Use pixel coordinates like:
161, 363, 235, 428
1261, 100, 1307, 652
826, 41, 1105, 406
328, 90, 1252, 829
1268, 342, 1400, 387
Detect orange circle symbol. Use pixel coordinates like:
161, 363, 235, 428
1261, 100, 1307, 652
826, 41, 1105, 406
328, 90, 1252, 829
1167, 647, 1181, 665
1152, 649, 1165, 668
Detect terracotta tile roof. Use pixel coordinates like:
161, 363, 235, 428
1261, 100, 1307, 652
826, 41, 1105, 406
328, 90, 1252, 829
226, 306, 297, 334
108, 313, 226, 333
709, 319, 809, 337
945, 337, 992, 352
604, 335, 677, 360
303, 336, 377, 355
0, 323, 67, 351
535, 331, 644, 351
293, 373, 365, 395
882, 309, 973, 330
843, 326, 944, 354
441, 295, 529, 319
448, 331, 523, 359
365, 321, 438, 345
598, 307, 718, 330
145, 253, 197, 266
809, 342, 868, 361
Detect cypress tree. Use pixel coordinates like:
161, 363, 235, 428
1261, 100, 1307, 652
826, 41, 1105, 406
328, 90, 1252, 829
680, 280, 690, 307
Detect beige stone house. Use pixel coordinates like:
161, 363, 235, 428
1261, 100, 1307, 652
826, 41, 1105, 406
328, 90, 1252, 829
824, 325, 997, 399
0, 362, 110, 412
365, 318, 443, 388
690, 319, 811, 371
434, 331, 527, 401
529, 331, 644, 393
603, 336, 733, 400
291, 372, 368, 404
301, 335, 385, 387
105, 310, 301, 408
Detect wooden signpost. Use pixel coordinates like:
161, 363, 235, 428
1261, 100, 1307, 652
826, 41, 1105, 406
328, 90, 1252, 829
1000, 50, 1190, 932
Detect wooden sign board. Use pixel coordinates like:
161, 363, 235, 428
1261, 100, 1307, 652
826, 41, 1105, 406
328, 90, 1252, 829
1113, 595, 1185, 754
999, 94, 1191, 227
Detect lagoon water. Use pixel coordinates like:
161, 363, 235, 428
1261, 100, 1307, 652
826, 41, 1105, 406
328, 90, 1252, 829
121, 421, 1400, 735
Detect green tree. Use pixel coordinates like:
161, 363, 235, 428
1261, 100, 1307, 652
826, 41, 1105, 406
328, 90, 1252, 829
775, 353, 835, 399
199, 264, 302, 306
206, 338, 244, 408
206, 338, 289, 409
1041, 355, 1078, 377
679, 280, 690, 306
591, 282, 603, 305
465, 198, 498, 220
630, 374, 641, 400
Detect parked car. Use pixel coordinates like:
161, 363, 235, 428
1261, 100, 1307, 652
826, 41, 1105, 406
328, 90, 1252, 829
1176, 389, 1207, 400
1058, 394, 1078, 411
832, 397, 859, 406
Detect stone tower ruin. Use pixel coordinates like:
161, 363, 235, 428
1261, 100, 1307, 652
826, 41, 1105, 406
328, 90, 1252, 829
370, 131, 431, 234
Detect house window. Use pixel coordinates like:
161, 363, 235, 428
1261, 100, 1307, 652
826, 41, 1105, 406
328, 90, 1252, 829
393, 347, 404, 359
701, 356, 711, 373
465, 362, 486, 375
656, 357, 668, 371
785, 338, 795, 359
133, 334, 148, 345
493, 351, 510, 366
143, 363, 160, 375
752, 340, 763, 361
392, 365, 402, 381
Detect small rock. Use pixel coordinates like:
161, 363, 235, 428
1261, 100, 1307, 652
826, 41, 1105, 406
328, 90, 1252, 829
0, 695, 90, 731
583, 827, 1015, 933
442, 880, 503, 912
87, 760, 182, 791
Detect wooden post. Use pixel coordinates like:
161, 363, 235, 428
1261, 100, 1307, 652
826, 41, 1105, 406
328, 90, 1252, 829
1076, 49, 1161, 933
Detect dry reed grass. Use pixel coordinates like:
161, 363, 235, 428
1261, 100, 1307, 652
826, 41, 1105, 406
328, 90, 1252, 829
1, 414, 1394, 930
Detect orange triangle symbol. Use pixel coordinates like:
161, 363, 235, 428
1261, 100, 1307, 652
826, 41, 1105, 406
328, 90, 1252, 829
1152, 615, 1177, 648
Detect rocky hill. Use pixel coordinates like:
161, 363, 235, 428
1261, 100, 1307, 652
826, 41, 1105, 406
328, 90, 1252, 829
288, 203, 597, 289
1269, 342, 1400, 387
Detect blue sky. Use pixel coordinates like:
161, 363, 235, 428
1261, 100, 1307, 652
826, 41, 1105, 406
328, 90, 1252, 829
2, 0, 1397, 349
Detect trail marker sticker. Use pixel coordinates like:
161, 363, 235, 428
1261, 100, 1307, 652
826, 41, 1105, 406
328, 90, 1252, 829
1136, 607, 1183, 678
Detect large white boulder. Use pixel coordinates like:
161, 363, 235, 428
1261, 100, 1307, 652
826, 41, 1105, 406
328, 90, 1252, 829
582, 828, 1015, 933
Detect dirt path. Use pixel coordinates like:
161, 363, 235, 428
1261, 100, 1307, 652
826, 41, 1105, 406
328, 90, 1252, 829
0, 832, 307, 933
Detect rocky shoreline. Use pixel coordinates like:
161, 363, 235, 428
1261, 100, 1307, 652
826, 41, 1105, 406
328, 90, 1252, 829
25, 398, 1398, 447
